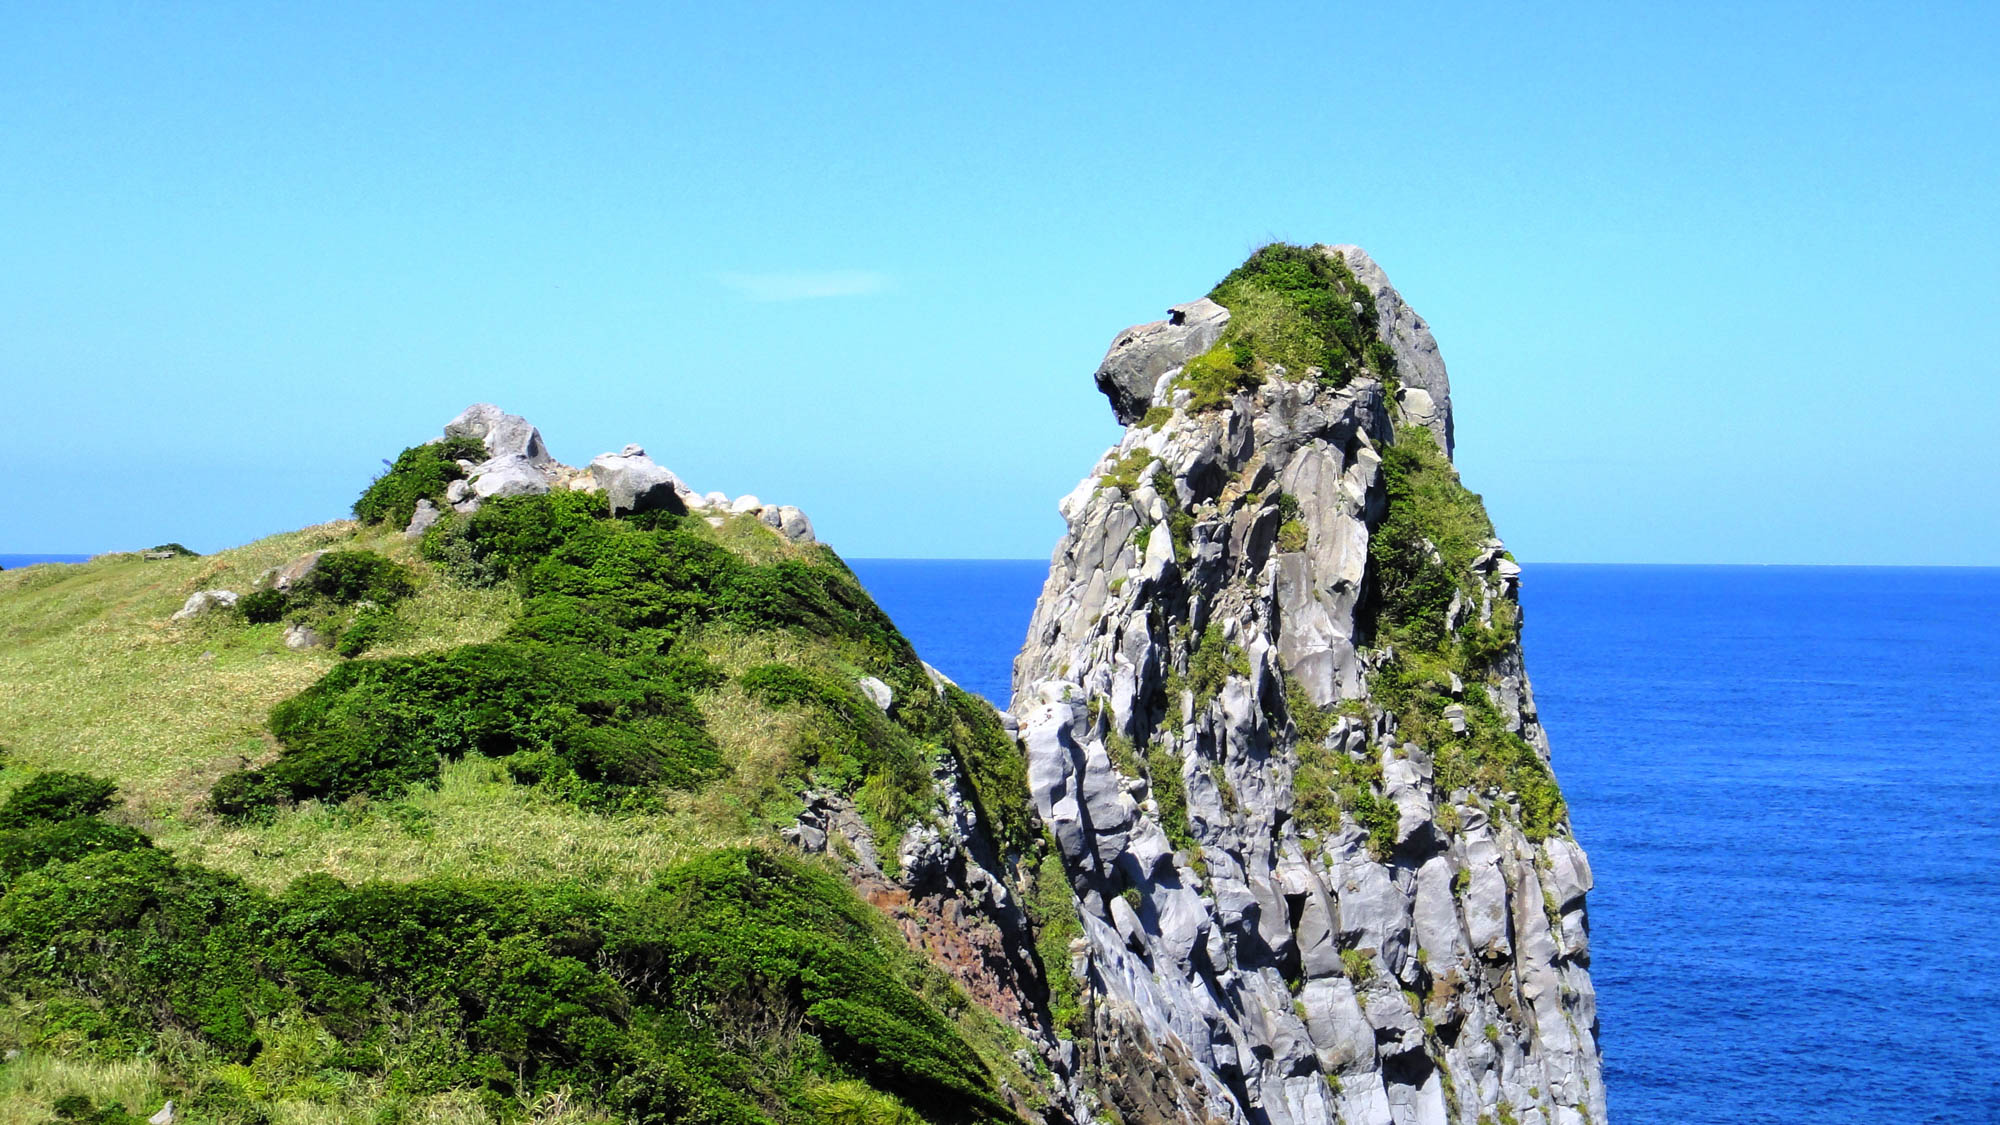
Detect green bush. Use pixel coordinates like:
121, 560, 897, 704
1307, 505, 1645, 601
0, 770, 119, 827
304, 550, 416, 606
1176, 340, 1261, 412
353, 436, 486, 527
1207, 242, 1397, 387
0, 826, 1019, 1123
239, 587, 288, 623
211, 642, 723, 816
1030, 850, 1085, 1039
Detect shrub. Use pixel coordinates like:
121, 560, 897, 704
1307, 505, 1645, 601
334, 605, 397, 657
1176, 340, 1261, 412
211, 642, 722, 816
303, 550, 415, 606
0, 770, 119, 827
1031, 850, 1085, 1039
147, 542, 200, 558
1207, 242, 1397, 387
239, 587, 288, 623
352, 436, 486, 527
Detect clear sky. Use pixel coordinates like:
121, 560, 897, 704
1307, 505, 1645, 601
3, 2, 1995, 563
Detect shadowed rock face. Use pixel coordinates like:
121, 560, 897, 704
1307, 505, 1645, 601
1012, 246, 1604, 1125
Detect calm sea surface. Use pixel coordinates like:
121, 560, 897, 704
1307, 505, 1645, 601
851, 560, 2000, 1125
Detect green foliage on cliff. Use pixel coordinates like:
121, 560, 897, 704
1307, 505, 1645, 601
1365, 425, 1567, 841
0, 781, 1017, 1125
353, 435, 487, 527
1180, 242, 1398, 408
1029, 850, 1085, 1040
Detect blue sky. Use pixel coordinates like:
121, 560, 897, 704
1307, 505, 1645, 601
3, 2, 1995, 563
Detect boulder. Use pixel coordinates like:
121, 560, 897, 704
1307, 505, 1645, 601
777, 505, 815, 543
404, 499, 441, 540
589, 449, 687, 517
444, 403, 551, 465
1093, 298, 1230, 424
283, 623, 320, 651
170, 590, 238, 621
858, 676, 893, 712
467, 455, 551, 503
271, 551, 326, 592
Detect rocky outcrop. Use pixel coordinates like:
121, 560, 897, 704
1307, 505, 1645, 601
425, 405, 818, 544
1095, 298, 1232, 425
1011, 245, 1603, 1125
170, 590, 238, 621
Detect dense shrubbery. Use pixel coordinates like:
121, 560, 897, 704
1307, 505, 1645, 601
0, 780, 1017, 1125
352, 435, 487, 527
1357, 418, 1568, 841
216, 491, 1034, 865
1206, 242, 1397, 388
233, 549, 418, 655
211, 643, 724, 816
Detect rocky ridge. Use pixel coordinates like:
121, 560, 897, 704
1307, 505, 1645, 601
432, 401, 820, 544
1010, 245, 1604, 1125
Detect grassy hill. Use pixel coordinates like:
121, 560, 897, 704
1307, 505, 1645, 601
0, 453, 1050, 1125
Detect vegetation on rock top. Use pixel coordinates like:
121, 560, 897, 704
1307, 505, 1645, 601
1174, 242, 1398, 412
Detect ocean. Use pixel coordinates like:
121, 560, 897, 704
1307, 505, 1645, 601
850, 560, 2000, 1125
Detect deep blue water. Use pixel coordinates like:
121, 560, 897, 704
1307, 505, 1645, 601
0, 554, 92, 569
852, 560, 2000, 1125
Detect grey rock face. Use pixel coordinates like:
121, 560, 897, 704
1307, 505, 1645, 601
1330, 245, 1455, 456
589, 448, 688, 517
270, 551, 326, 593
282, 622, 320, 651
404, 499, 441, 540
1093, 298, 1231, 424
170, 590, 238, 621
1011, 246, 1604, 1125
445, 403, 552, 465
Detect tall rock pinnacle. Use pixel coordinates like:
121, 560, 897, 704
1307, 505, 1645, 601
1012, 244, 1603, 1125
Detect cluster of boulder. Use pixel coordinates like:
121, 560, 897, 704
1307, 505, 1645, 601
422, 403, 816, 545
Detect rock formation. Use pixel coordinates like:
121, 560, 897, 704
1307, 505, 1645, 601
428, 403, 818, 544
1010, 244, 1604, 1125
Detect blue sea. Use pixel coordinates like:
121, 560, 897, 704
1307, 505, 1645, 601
851, 560, 2000, 1125
0, 554, 93, 569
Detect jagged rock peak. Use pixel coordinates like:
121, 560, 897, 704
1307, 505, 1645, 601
426, 404, 817, 544
1089, 243, 1454, 457
1014, 243, 1603, 1125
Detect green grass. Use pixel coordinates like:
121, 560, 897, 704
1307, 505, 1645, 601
0, 478, 1057, 1123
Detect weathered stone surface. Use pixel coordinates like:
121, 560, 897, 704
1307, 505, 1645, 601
282, 623, 320, 650
589, 448, 686, 516
170, 590, 237, 621
1093, 298, 1230, 424
404, 499, 441, 540
1330, 245, 1454, 456
467, 455, 551, 504
270, 551, 326, 592
444, 403, 551, 465
858, 676, 893, 712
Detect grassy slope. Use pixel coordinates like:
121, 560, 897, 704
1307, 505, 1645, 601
0, 513, 1041, 1124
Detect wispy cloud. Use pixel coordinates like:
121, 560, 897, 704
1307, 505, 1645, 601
718, 270, 890, 302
